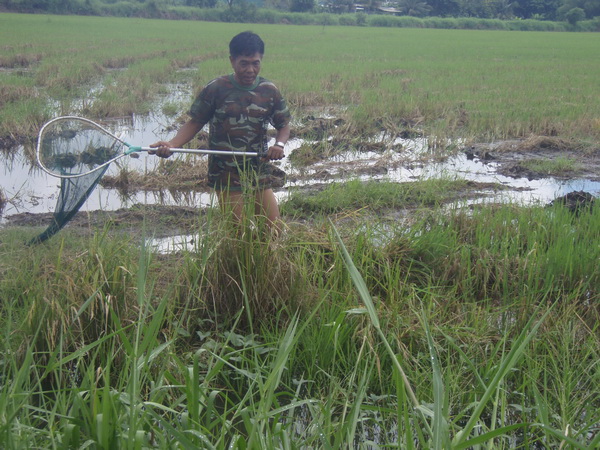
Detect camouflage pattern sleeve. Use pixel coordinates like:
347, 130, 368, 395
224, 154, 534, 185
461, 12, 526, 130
188, 77, 221, 124
264, 81, 291, 130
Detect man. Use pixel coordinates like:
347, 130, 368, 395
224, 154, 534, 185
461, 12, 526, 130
150, 31, 291, 234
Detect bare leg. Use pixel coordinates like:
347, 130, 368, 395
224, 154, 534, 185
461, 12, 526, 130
255, 188, 283, 235
217, 188, 283, 236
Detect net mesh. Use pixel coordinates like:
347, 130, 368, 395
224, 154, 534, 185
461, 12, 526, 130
38, 118, 121, 177
30, 118, 122, 245
28, 167, 108, 245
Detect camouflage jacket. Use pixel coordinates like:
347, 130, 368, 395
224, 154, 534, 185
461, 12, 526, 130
189, 74, 291, 154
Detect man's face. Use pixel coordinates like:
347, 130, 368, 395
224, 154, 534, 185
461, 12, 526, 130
230, 52, 262, 86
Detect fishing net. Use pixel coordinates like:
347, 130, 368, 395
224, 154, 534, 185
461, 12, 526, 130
37, 116, 123, 179
29, 116, 260, 244
29, 118, 123, 245
27, 166, 109, 245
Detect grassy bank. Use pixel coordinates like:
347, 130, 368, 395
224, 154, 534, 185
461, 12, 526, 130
1, 13, 600, 151
1, 12, 599, 448
1, 180, 598, 447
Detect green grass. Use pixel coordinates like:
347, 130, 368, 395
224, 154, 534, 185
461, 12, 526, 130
1, 12, 599, 448
1, 187, 598, 447
282, 178, 471, 217
520, 156, 582, 175
1, 13, 600, 149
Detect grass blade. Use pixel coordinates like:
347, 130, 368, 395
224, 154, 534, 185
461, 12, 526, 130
422, 311, 450, 449
453, 423, 530, 449
329, 220, 431, 436
452, 303, 554, 447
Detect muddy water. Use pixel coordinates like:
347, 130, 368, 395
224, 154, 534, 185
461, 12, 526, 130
281, 136, 600, 203
1, 113, 599, 229
0, 114, 214, 224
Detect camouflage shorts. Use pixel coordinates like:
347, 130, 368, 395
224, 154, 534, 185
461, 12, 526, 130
207, 155, 286, 191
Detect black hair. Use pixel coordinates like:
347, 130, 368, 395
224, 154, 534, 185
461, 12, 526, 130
229, 31, 265, 58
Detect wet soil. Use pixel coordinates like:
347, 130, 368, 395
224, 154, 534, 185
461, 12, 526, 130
3, 133, 599, 235
466, 136, 600, 182
6, 204, 204, 238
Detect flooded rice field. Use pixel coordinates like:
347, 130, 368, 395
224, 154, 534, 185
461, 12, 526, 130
1, 108, 599, 243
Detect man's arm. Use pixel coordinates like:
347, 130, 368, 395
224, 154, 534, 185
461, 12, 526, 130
149, 118, 206, 158
266, 123, 291, 160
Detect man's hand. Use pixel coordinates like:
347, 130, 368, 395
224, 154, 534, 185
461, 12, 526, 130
264, 144, 285, 161
149, 141, 173, 158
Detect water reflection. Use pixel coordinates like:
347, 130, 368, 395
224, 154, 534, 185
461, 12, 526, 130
2, 115, 599, 225
147, 233, 198, 254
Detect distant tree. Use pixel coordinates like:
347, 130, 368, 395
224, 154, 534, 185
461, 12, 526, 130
78, 0, 101, 14
557, 0, 600, 19
185, 0, 218, 7
291, 0, 314, 12
14, 0, 49, 11
355, 0, 379, 12
564, 5, 585, 22
144, 0, 161, 16
327, 0, 354, 13
492, 0, 515, 18
397, 0, 432, 16
457, 0, 494, 17
49, 0, 76, 13
264, 0, 291, 10
513, 0, 562, 19
427, 0, 461, 16
587, 0, 600, 16
220, 0, 258, 20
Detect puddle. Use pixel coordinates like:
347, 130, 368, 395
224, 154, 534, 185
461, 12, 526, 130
282, 137, 600, 205
148, 233, 198, 254
2, 96, 599, 229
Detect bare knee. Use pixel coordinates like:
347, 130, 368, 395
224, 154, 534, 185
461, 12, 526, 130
256, 189, 283, 234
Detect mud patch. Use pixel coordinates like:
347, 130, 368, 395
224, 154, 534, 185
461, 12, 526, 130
547, 190, 596, 215
465, 136, 600, 182
101, 158, 210, 193
6, 204, 204, 238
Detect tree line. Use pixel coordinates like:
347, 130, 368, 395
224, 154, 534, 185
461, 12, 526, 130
1, 0, 599, 28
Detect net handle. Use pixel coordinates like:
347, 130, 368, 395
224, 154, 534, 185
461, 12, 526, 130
39, 116, 260, 157
36, 116, 261, 179
125, 146, 259, 157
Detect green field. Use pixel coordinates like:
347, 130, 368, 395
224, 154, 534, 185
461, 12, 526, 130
1, 13, 599, 448
1, 13, 600, 148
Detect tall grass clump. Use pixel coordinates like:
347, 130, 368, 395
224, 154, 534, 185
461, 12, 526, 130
2, 228, 141, 371
1, 190, 599, 446
0, 228, 188, 448
180, 230, 298, 329
404, 202, 600, 304
328, 219, 578, 448
0, 219, 319, 446
171, 202, 320, 336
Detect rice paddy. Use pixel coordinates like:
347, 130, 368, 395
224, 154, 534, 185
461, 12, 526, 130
0, 12, 599, 448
